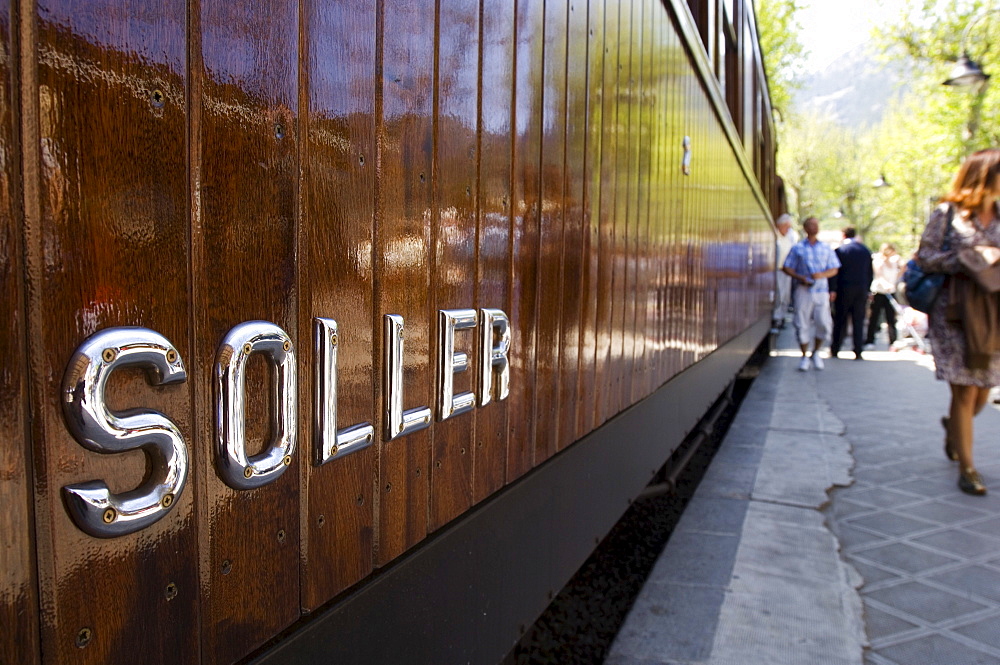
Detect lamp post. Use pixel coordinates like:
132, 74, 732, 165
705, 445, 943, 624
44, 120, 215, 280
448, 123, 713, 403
942, 10, 998, 153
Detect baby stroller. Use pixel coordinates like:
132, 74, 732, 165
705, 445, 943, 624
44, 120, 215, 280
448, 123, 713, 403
887, 293, 929, 353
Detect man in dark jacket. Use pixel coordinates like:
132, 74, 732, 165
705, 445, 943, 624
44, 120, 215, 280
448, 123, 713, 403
830, 226, 874, 359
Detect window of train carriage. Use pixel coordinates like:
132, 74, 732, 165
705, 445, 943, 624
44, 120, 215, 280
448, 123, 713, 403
722, 0, 741, 136
686, 0, 718, 68
742, 20, 755, 149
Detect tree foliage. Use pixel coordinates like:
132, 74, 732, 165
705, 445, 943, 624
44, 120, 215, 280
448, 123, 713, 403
763, 0, 1000, 255
755, 0, 807, 116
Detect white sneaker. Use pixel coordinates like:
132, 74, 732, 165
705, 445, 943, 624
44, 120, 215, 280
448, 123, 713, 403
799, 356, 811, 371
812, 354, 825, 370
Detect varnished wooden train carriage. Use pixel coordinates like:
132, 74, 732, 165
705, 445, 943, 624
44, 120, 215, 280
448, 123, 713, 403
0, 0, 779, 662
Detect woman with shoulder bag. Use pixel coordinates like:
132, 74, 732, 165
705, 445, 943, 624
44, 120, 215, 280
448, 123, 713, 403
917, 148, 1000, 496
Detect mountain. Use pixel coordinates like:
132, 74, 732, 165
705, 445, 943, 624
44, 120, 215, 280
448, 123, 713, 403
795, 44, 910, 128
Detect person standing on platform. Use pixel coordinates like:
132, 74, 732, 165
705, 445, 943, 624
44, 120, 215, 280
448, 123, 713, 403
917, 148, 1000, 496
783, 217, 841, 371
866, 243, 903, 347
773, 213, 800, 331
830, 226, 874, 360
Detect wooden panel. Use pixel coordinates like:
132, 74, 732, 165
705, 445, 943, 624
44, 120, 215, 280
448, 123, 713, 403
300, 0, 377, 608
376, 0, 435, 562
617, 0, 638, 412
558, 0, 589, 451
195, 0, 300, 660
506, 0, 542, 481
632, 0, 652, 402
473, 0, 514, 503
430, 0, 479, 530
26, 0, 198, 662
534, 0, 567, 464
665, 13, 685, 382
576, 0, 603, 439
650, 4, 668, 390
594, 0, 618, 427
1, 0, 38, 660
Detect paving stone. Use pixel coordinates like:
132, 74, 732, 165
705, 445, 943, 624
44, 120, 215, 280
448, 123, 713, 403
862, 603, 920, 641
866, 581, 990, 624
844, 511, 937, 538
839, 486, 924, 510
610, 582, 725, 663
853, 542, 960, 575
968, 515, 1000, 536
644, 531, 739, 587
674, 496, 749, 537
837, 524, 888, 552
901, 500, 989, 526
827, 497, 877, 521
876, 632, 999, 665
911, 529, 1000, 559
849, 560, 900, 587
952, 613, 1000, 650
711, 442, 765, 467
927, 566, 1000, 603
697, 460, 758, 500
890, 474, 964, 497
939, 488, 1000, 511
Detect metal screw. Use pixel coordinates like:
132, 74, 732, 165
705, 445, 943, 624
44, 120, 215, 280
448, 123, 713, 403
275, 123, 285, 139
317, 515, 326, 527
329, 444, 339, 456
436, 460, 442, 469
359, 154, 365, 165
102, 348, 117, 363
282, 455, 292, 466
331, 333, 338, 345
166, 349, 178, 363
356, 495, 364, 506
244, 466, 253, 479
242, 342, 252, 355
277, 529, 286, 543
282, 340, 291, 352
151, 89, 165, 108
419, 172, 426, 183
460, 447, 466, 455
221, 559, 232, 575
102, 507, 116, 524
75, 627, 92, 648
161, 493, 174, 509
385, 483, 392, 492
164, 582, 178, 601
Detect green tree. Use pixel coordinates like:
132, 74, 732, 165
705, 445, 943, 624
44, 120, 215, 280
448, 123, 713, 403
755, 0, 808, 116
875, 0, 1000, 158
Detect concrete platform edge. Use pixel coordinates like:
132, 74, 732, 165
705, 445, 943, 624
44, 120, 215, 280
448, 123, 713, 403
606, 330, 867, 665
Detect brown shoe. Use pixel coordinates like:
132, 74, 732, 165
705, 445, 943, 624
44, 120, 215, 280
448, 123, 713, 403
942, 417, 959, 461
959, 468, 987, 496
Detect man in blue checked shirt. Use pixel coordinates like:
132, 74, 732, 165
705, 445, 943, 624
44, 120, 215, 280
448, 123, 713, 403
782, 217, 841, 371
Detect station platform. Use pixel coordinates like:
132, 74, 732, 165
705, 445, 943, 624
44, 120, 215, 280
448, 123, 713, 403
606, 325, 1000, 665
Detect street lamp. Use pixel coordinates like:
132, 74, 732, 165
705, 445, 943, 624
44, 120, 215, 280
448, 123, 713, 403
942, 10, 999, 88
943, 52, 990, 88
942, 10, 998, 151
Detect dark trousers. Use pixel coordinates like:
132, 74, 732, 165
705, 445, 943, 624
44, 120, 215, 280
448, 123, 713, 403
866, 293, 897, 344
831, 288, 868, 355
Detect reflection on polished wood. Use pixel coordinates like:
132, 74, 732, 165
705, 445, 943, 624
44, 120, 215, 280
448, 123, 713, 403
9, 0, 777, 661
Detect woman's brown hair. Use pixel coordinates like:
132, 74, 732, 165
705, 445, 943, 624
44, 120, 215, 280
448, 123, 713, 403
943, 148, 1000, 211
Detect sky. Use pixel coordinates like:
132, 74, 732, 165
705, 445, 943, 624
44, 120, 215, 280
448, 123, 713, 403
795, 0, 911, 73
